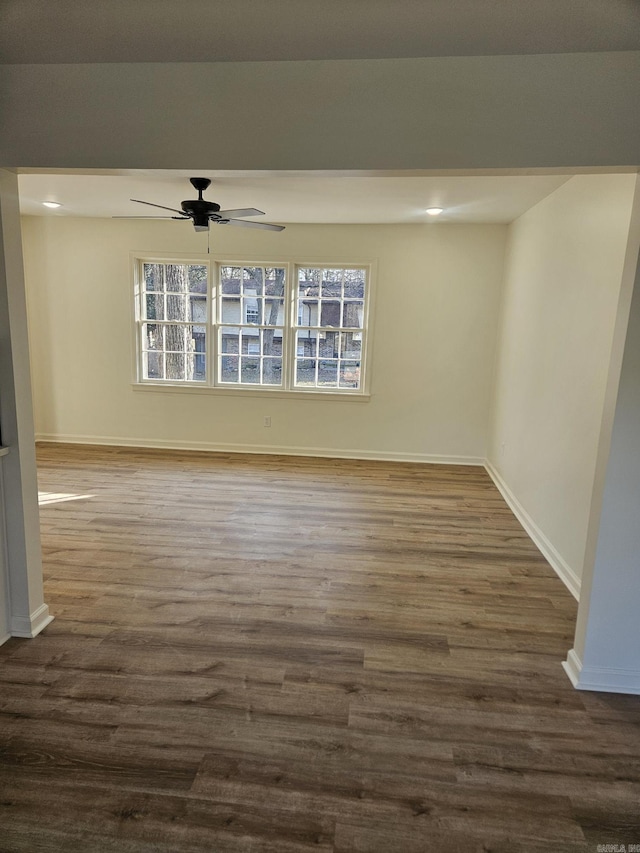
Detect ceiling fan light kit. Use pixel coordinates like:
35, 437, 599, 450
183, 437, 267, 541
114, 177, 285, 234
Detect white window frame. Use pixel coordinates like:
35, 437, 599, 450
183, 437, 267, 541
218, 263, 288, 389
134, 259, 210, 385
293, 265, 367, 392
133, 255, 373, 399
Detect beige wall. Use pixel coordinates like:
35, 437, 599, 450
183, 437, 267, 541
22, 217, 506, 462
488, 174, 638, 593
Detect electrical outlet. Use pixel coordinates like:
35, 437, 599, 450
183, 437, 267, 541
264, 416, 271, 428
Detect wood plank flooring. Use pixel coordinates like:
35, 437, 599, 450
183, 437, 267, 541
1, 443, 639, 852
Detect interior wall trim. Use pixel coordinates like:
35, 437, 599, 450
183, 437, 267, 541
34, 433, 486, 468
10, 602, 53, 638
563, 648, 583, 688
563, 648, 640, 695
484, 459, 581, 601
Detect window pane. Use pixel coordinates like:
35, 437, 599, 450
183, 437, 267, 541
220, 355, 239, 382
220, 329, 240, 354
165, 264, 190, 292
244, 297, 262, 324
146, 352, 164, 379
265, 268, 286, 297
142, 322, 206, 380
340, 361, 360, 389
187, 324, 206, 349
143, 323, 164, 351
221, 298, 240, 324
189, 294, 207, 323
221, 266, 241, 295
243, 267, 264, 296
319, 330, 339, 358
318, 359, 338, 387
295, 359, 317, 386
296, 331, 316, 357
343, 301, 364, 328
188, 265, 207, 294
164, 325, 186, 353
264, 298, 283, 327
263, 329, 283, 357
241, 357, 260, 383
321, 269, 342, 298
344, 269, 365, 299
298, 268, 321, 297
341, 332, 362, 360
242, 329, 261, 354
145, 293, 164, 321
166, 293, 187, 321
320, 301, 341, 327
144, 263, 164, 292
166, 352, 186, 381
262, 357, 282, 385
189, 353, 206, 382
297, 299, 317, 327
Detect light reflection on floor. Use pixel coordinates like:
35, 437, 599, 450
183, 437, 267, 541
38, 491, 95, 506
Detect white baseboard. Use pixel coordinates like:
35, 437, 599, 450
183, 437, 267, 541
0, 632, 10, 647
35, 433, 485, 468
10, 603, 54, 638
563, 648, 640, 695
484, 460, 581, 601
562, 648, 582, 687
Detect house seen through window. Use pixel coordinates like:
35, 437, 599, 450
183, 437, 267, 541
137, 261, 369, 393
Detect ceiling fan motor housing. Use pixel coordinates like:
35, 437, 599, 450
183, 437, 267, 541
181, 178, 221, 226
180, 200, 221, 215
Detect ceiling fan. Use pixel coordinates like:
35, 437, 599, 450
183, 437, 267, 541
114, 177, 285, 233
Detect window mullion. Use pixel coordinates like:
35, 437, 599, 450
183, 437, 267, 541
283, 262, 295, 390
210, 260, 217, 387
137, 260, 144, 382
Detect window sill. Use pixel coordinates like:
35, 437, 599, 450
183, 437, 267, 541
131, 382, 370, 402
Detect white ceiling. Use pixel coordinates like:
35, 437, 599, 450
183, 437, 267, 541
18, 171, 576, 225
2, 0, 639, 63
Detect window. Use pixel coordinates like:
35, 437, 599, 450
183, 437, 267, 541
295, 267, 365, 390
219, 265, 286, 386
135, 260, 370, 394
139, 262, 208, 382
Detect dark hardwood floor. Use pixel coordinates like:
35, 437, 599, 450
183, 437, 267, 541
1, 443, 639, 852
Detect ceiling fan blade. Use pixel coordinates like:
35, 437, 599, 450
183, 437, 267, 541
215, 208, 265, 219
130, 199, 187, 215
216, 218, 285, 232
113, 215, 189, 220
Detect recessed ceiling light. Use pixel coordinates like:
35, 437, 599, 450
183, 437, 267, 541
425, 207, 444, 216
42, 201, 62, 208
